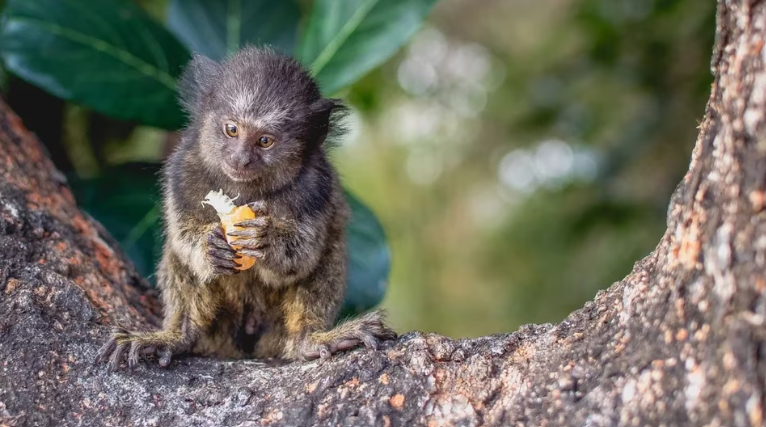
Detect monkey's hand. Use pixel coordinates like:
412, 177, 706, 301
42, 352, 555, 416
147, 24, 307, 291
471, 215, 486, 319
226, 200, 272, 260
207, 226, 241, 275
227, 201, 325, 282
96, 327, 192, 371
296, 310, 397, 360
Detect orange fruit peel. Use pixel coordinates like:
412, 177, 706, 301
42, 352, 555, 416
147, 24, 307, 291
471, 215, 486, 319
202, 189, 256, 270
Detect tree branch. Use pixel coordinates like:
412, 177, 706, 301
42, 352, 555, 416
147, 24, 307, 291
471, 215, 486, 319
2, 1, 766, 426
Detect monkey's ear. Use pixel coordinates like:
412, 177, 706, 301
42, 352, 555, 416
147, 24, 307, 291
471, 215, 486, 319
178, 53, 221, 113
310, 98, 345, 116
310, 98, 347, 146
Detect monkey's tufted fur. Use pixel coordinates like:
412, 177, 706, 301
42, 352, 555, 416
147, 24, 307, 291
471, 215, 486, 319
97, 47, 396, 370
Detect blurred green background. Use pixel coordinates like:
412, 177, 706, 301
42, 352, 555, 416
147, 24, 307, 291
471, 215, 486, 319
339, 0, 715, 336
0, 0, 716, 338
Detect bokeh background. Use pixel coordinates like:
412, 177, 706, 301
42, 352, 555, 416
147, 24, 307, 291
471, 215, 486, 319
338, 0, 715, 337
0, 0, 717, 338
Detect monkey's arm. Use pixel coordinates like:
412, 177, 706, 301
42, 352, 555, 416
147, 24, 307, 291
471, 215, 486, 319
229, 201, 330, 284
166, 209, 241, 282
277, 238, 396, 360
96, 251, 221, 370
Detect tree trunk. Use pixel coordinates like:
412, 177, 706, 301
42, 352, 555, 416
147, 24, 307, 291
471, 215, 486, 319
2, 1, 766, 426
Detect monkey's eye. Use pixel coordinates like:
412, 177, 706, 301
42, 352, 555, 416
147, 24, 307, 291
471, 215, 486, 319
256, 135, 275, 148
224, 122, 239, 138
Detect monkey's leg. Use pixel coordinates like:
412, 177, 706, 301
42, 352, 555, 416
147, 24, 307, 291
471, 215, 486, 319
95, 312, 197, 371
298, 310, 398, 360
281, 285, 397, 361
96, 254, 217, 371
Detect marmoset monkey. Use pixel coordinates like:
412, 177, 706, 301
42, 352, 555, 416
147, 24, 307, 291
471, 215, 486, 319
97, 47, 396, 370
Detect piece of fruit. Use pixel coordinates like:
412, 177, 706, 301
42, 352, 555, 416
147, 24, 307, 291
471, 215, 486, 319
202, 189, 256, 270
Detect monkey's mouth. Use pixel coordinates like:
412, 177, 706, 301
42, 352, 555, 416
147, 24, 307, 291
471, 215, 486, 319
221, 162, 259, 182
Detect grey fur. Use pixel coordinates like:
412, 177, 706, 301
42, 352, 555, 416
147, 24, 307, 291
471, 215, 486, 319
97, 47, 395, 370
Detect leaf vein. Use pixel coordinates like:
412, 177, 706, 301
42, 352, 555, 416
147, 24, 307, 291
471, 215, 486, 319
310, 0, 380, 77
9, 16, 177, 90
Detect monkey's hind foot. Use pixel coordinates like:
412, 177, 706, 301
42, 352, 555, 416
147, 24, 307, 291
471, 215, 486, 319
299, 310, 398, 360
96, 328, 190, 371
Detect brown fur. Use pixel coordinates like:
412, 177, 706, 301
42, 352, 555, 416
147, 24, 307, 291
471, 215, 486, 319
96, 47, 396, 370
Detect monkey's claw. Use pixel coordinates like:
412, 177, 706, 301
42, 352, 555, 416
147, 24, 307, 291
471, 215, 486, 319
96, 328, 181, 371
207, 227, 240, 275
298, 311, 398, 360
246, 200, 268, 216
228, 202, 272, 257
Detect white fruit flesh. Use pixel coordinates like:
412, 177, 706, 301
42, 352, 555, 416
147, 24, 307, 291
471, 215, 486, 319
202, 189, 237, 217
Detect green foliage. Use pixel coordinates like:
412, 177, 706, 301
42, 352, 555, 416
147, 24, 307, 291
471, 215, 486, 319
0, 0, 190, 129
481, 186, 664, 324
297, 0, 438, 95
0, 63, 6, 93
340, 191, 391, 317
0, 0, 437, 127
68, 163, 163, 281
167, 0, 300, 60
0, 0, 435, 314
332, 0, 716, 336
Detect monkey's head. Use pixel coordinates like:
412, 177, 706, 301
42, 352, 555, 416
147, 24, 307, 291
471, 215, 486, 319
178, 47, 343, 187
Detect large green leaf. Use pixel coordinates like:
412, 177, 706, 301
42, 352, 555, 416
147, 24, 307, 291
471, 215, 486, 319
167, 0, 301, 60
68, 163, 163, 282
297, 0, 438, 95
69, 164, 390, 315
341, 190, 390, 317
0, 63, 7, 94
0, 0, 190, 130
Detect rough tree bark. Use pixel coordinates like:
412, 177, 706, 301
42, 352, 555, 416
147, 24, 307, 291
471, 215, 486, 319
2, 1, 766, 426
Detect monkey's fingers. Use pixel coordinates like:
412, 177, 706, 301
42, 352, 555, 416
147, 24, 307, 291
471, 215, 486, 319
95, 335, 118, 364
298, 310, 398, 360
331, 339, 361, 352
299, 342, 332, 360
232, 217, 270, 231
127, 342, 140, 369
98, 328, 191, 371
229, 238, 268, 252
158, 347, 173, 368
95, 327, 129, 363
308, 338, 372, 360
210, 255, 240, 269
208, 246, 241, 275
319, 345, 332, 360
128, 342, 158, 369
357, 310, 398, 342
247, 201, 268, 216
108, 341, 128, 372
209, 247, 238, 261
226, 229, 267, 240
238, 248, 267, 260
210, 260, 240, 274
208, 228, 234, 249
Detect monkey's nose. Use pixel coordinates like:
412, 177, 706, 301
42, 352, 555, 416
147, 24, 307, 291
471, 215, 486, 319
231, 154, 252, 169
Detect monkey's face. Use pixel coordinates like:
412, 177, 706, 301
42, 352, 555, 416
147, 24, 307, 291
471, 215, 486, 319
197, 110, 307, 185
181, 48, 340, 188
218, 120, 278, 182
